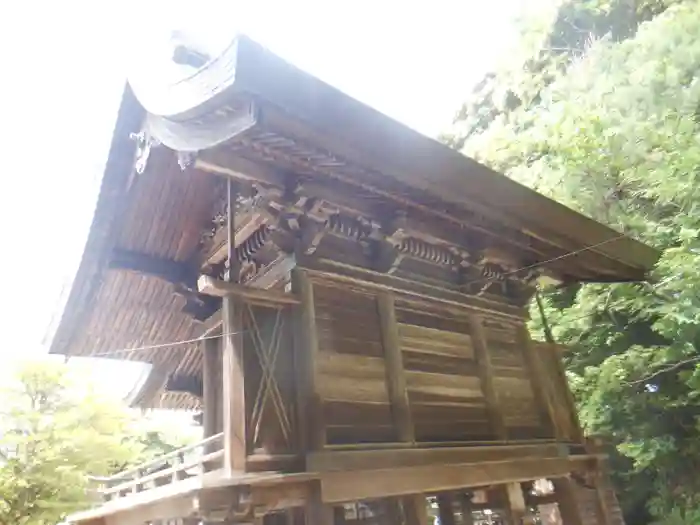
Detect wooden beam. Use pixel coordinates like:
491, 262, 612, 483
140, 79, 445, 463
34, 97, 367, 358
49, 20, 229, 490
199, 309, 223, 338
291, 269, 325, 452
469, 315, 507, 439
223, 179, 247, 473
196, 253, 298, 339
320, 456, 594, 504
109, 249, 196, 286
437, 494, 457, 525
103, 495, 196, 525
307, 443, 567, 473
250, 253, 297, 289
459, 494, 475, 525
300, 260, 527, 322
306, 483, 334, 525
205, 211, 268, 266
552, 477, 585, 525
517, 325, 556, 439
537, 341, 583, 443
402, 495, 429, 525
195, 150, 633, 282
504, 483, 527, 525
165, 374, 203, 397
198, 275, 300, 306
377, 292, 414, 443
196, 151, 287, 188
202, 336, 221, 443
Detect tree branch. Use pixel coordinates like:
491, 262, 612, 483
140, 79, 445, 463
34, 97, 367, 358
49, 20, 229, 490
623, 356, 700, 386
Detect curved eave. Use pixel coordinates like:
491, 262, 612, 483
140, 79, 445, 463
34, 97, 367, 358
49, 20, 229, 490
230, 37, 660, 276
134, 35, 660, 279
48, 36, 660, 363
47, 86, 144, 356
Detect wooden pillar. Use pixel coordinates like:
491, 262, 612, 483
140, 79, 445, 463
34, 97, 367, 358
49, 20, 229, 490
384, 498, 405, 525
458, 494, 474, 525
437, 494, 457, 525
291, 269, 325, 452
202, 335, 221, 457
587, 439, 616, 525
378, 292, 414, 442
547, 344, 583, 443
378, 292, 426, 523
307, 484, 335, 525
504, 483, 531, 525
537, 503, 562, 525
552, 478, 584, 525
402, 495, 428, 525
223, 178, 247, 473
469, 315, 507, 439
517, 325, 556, 438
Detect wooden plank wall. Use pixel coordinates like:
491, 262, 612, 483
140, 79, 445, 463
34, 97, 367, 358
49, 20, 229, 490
395, 303, 491, 442
484, 320, 553, 440
313, 283, 396, 445
310, 278, 553, 446
534, 342, 581, 442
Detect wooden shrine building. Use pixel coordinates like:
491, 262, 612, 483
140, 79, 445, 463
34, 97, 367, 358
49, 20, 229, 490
50, 35, 658, 525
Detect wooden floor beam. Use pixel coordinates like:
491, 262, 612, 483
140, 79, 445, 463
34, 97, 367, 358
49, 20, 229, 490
320, 456, 593, 504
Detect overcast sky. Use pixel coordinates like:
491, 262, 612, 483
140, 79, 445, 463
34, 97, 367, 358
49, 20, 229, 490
0, 0, 527, 393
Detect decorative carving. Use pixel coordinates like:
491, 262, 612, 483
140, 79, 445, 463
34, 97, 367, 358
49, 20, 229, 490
236, 225, 271, 262
233, 128, 536, 251
297, 218, 327, 255
463, 249, 540, 305
327, 213, 373, 241
396, 237, 460, 268
129, 131, 160, 175
177, 150, 198, 170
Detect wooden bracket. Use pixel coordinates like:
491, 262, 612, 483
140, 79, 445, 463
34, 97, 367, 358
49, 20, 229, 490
198, 275, 300, 306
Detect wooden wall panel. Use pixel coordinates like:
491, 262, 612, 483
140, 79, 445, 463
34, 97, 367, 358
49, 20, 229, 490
397, 307, 491, 442
484, 321, 551, 440
242, 306, 297, 455
534, 342, 582, 442
308, 277, 560, 447
313, 282, 396, 445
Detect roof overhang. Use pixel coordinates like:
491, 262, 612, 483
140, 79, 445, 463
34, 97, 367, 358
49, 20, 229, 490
47, 34, 659, 372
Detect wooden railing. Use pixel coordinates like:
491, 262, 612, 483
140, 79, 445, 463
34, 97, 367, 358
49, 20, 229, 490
90, 432, 224, 503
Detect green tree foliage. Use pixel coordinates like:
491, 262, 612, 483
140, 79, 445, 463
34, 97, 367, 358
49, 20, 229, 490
0, 360, 139, 525
444, 0, 700, 521
0, 360, 193, 525
440, 0, 682, 150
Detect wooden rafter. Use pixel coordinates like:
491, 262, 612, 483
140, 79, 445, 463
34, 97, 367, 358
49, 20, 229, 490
109, 249, 196, 287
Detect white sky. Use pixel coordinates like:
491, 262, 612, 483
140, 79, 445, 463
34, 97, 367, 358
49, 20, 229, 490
0, 1, 527, 394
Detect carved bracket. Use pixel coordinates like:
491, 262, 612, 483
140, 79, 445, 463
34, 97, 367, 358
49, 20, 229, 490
129, 130, 161, 175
